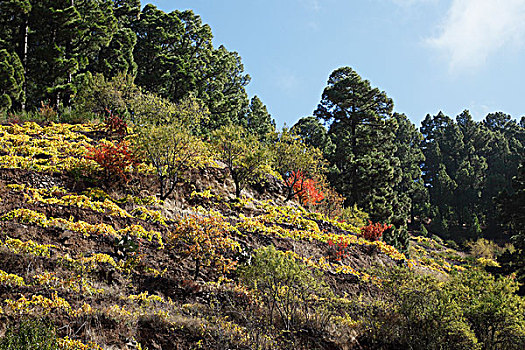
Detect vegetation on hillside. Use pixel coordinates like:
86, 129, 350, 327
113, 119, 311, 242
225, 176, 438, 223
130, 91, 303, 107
0, 1, 524, 349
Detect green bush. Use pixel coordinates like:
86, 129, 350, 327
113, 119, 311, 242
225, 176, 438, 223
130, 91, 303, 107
57, 108, 98, 124
339, 204, 369, 229
419, 221, 428, 236
0, 319, 59, 350
132, 93, 211, 200
211, 125, 273, 197
360, 267, 479, 350
72, 72, 138, 117
431, 234, 443, 244
270, 128, 326, 201
466, 238, 502, 259
383, 225, 410, 253
358, 267, 525, 350
450, 269, 525, 350
130, 92, 209, 135
134, 123, 209, 200
446, 239, 459, 250
240, 245, 334, 334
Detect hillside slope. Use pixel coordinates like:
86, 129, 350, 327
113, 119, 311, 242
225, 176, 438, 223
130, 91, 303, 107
0, 122, 520, 350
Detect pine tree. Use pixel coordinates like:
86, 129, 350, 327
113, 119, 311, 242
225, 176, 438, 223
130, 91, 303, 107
421, 111, 496, 241
202, 46, 250, 129
133, 5, 250, 131
455, 111, 489, 238
0, 48, 24, 111
112, 0, 140, 27
0, 0, 31, 109
94, 0, 139, 78
483, 113, 525, 238
24, 0, 116, 108
314, 67, 401, 223
392, 113, 427, 225
498, 161, 525, 290
291, 116, 335, 158
420, 112, 457, 238
241, 96, 275, 141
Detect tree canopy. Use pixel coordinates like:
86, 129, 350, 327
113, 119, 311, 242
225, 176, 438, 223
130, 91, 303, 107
313, 67, 401, 224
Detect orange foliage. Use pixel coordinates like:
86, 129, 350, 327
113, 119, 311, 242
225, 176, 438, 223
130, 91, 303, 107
104, 109, 128, 137
86, 141, 138, 182
359, 221, 392, 241
316, 186, 345, 219
286, 170, 324, 206
328, 237, 349, 262
171, 215, 239, 279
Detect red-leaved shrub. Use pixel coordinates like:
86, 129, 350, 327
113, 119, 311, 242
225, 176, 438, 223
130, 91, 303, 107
328, 237, 349, 262
360, 221, 392, 241
86, 140, 138, 182
104, 109, 128, 137
286, 170, 325, 206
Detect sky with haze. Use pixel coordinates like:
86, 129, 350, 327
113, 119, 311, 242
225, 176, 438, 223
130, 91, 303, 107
148, 0, 525, 127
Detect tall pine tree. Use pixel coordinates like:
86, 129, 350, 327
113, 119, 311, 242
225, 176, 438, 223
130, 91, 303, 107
0, 48, 24, 111
20, 0, 117, 108
392, 113, 428, 225
0, 0, 31, 109
314, 67, 401, 223
133, 5, 250, 130
240, 96, 275, 141
94, 0, 139, 78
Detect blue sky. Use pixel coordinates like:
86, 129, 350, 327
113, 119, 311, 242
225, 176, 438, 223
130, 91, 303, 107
148, 0, 525, 127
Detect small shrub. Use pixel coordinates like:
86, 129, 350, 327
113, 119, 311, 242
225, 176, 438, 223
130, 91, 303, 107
170, 215, 240, 280
360, 221, 392, 241
57, 108, 98, 124
328, 237, 350, 262
0, 319, 59, 350
445, 239, 459, 250
67, 158, 99, 186
315, 186, 345, 219
452, 269, 525, 349
338, 204, 369, 229
115, 235, 140, 256
39, 101, 57, 123
86, 140, 138, 182
103, 109, 128, 137
466, 238, 502, 259
240, 246, 334, 334
360, 267, 480, 350
431, 234, 444, 244
383, 226, 410, 253
419, 221, 429, 236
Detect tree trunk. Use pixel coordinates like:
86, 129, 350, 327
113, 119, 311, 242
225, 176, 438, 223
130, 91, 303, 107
350, 118, 358, 206
193, 258, 200, 280
233, 172, 241, 198
16, 12, 29, 110
235, 180, 241, 198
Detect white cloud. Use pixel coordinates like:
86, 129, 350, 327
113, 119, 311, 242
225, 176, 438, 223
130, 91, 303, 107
298, 0, 321, 12
276, 72, 299, 94
390, 0, 436, 6
427, 0, 525, 71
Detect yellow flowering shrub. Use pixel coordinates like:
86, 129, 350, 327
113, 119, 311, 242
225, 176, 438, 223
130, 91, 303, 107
0, 269, 26, 287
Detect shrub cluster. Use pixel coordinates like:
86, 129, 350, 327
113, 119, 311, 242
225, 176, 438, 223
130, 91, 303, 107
358, 267, 525, 350
170, 215, 240, 280
86, 140, 138, 182
359, 221, 392, 241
